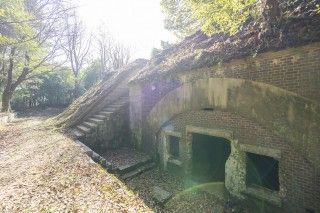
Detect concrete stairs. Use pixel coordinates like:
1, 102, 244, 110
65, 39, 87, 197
117, 157, 155, 180
72, 96, 129, 139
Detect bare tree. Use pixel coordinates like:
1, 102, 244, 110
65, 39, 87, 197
97, 27, 112, 79
62, 11, 91, 98
110, 43, 131, 71
96, 26, 130, 80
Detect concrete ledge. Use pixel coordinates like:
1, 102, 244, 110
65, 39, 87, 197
243, 186, 282, 207
186, 126, 233, 141
75, 140, 113, 171
240, 144, 281, 160
167, 158, 182, 167
163, 130, 182, 138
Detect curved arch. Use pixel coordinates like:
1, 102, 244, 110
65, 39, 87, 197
147, 78, 320, 171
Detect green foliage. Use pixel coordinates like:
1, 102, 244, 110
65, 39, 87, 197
10, 58, 104, 111
0, 0, 49, 85
186, 0, 258, 35
160, 0, 200, 39
0, 0, 36, 45
12, 68, 74, 109
161, 0, 259, 36
40, 69, 74, 105
82, 60, 102, 90
0, 0, 64, 112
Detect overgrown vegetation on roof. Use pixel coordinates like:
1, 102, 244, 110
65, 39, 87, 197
133, 0, 320, 83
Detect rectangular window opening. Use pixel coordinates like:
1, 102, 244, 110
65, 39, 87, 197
169, 135, 180, 158
305, 209, 315, 213
246, 152, 280, 191
202, 108, 214, 111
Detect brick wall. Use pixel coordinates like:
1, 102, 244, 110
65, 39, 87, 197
204, 43, 320, 102
136, 43, 320, 136
163, 110, 319, 212
131, 43, 320, 154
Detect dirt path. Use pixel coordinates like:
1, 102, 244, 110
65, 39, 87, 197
0, 115, 151, 212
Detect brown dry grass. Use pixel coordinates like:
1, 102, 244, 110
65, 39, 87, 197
0, 116, 152, 212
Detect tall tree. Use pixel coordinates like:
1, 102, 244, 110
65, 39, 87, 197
160, 0, 287, 36
186, 0, 259, 35
0, 0, 67, 112
160, 0, 200, 39
62, 11, 91, 98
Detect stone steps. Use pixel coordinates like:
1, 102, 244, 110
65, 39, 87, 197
104, 107, 120, 111
72, 130, 84, 138
71, 95, 130, 139
116, 97, 129, 104
92, 114, 107, 120
76, 125, 91, 134
88, 118, 104, 124
99, 111, 113, 116
117, 157, 153, 175
83, 121, 98, 129
105, 104, 120, 108
121, 162, 155, 180
115, 156, 155, 180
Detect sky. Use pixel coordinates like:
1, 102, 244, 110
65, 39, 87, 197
71, 0, 176, 59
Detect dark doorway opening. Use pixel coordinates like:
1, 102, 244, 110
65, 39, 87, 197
168, 135, 180, 158
305, 209, 315, 213
191, 133, 231, 183
246, 152, 279, 191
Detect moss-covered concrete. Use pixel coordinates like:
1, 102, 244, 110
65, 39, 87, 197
129, 84, 143, 149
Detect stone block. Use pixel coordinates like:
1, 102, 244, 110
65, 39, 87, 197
152, 186, 172, 204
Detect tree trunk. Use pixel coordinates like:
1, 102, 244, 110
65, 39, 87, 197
1, 90, 13, 112
74, 78, 80, 99
1, 47, 16, 113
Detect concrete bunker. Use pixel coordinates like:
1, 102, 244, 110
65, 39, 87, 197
147, 77, 320, 208
147, 78, 320, 173
191, 133, 231, 183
